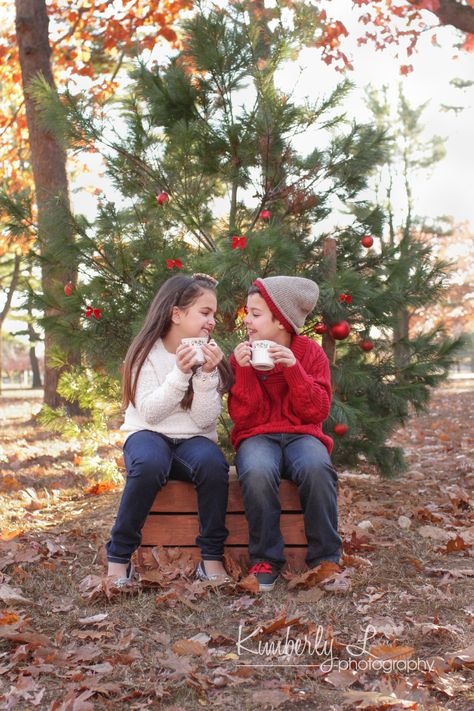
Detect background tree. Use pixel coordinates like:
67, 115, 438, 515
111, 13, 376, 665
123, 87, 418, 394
0, 0, 191, 405
33, 1, 462, 476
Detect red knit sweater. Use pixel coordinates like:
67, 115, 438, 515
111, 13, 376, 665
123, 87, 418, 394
228, 335, 334, 454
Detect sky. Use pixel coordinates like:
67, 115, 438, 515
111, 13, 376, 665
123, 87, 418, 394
277, 7, 474, 231
70, 4, 474, 232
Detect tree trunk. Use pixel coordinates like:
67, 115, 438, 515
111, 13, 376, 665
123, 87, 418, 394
393, 308, 411, 370
15, 0, 77, 407
27, 320, 42, 388
322, 238, 337, 365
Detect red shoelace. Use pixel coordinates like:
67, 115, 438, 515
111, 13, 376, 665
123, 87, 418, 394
248, 562, 273, 575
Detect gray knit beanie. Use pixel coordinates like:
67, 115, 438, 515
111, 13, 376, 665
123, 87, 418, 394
253, 276, 319, 333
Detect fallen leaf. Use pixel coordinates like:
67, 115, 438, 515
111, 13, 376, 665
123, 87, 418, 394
324, 668, 359, 689
368, 644, 415, 661
448, 642, 474, 669
172, 639, 206, 657
418, 525, 452, 541
343, 690, 418, 709
251, 689, 288, 708
238, 575, 260, 594
287, 562, 342, 590
78, 613, 109, 625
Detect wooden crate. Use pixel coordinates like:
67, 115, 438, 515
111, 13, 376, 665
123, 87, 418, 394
137, 467, 308, 570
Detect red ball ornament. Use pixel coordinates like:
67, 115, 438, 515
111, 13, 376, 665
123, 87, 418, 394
313, 321, 328, 335
360, 235, 374, 248
330, 321, 351, 340
156, 191, 169, 205
334, 423, 349, 436
359, 339, 374, 352
259, 209, 271, 220
64, 281, 74, 296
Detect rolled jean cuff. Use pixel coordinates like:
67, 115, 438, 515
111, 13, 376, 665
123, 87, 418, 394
201, 554, 224, 562
106, 555, 131, 564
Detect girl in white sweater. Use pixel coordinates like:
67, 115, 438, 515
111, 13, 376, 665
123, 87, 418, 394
106, 274, 233, 585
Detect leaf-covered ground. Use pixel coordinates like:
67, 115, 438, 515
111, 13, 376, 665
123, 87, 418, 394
0, 381, 473, 710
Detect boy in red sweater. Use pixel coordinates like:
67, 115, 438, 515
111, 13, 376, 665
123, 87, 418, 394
228, 276, 342, 591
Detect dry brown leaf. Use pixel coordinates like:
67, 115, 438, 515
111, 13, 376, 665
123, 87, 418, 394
238, 574, 260, 593
368, 644, 415, 661
342, 553, 372, 568
297, 587, 325, 603
444, 535, 471, 553
223, 552, 242, 580
260, 614, 303, 636
172, 639, 206, 657
343, 690, 418, 709
77, 613, 109, 625
448, 642, 474, 669
324, 668, 360, 689
0, 583, 31, 605
418, 525, 452, 541
425, 671, 472, 697
287, 562, 342, 590
251, 689, 289, 708
0, 625, 51, 647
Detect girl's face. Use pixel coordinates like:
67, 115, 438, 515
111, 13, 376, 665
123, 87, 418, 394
244, 293, 283, 342
172, 289, 217, 338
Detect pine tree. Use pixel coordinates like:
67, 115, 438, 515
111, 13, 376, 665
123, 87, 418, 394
32, 1, 461, 476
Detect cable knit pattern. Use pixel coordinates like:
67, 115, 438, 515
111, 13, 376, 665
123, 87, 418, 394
121, 339, 221, 442
228, 335, 333, 453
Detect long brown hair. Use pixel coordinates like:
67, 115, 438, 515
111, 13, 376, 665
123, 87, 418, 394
122, 275, 233, 410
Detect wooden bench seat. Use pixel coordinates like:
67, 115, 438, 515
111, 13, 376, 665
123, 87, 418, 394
137, 467, 308, 570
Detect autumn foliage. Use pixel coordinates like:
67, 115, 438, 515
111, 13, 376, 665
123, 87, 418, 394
0, 0, 192, 242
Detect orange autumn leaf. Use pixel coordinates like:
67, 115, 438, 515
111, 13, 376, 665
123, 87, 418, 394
85, 481, 118, 496
368, 643, 415, 660
0, 611, 20, 625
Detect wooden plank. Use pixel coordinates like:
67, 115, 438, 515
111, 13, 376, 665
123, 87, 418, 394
149, 479, 301, 513
137, 545, 308, 571
141, 512, 306, 546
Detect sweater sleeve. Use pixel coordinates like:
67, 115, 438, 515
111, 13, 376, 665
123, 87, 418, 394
282, 344, 331, 423
188, 368, 222, 429
227, 354, 271, 425
134, 359, 192, 425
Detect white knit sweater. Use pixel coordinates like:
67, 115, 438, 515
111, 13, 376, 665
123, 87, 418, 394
120, 338, 221, 442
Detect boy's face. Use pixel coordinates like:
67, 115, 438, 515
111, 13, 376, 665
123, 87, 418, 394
244, 293, 286, 343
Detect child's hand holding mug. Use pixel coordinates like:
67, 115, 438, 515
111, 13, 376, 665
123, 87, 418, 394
176, 343, 199, 373
201, 340, 223, 373
234, 341, 252, 367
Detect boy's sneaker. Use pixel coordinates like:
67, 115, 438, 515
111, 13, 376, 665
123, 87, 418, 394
248, 562, 280, 591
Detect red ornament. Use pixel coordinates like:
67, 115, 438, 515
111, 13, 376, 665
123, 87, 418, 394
156, 191, 169, 205
360, 235, 374, 248
334, 423, 349, 436
64, 281, 74, 296
313, 322, 328, 335
232, 235, 247, 250
330, 321, 351, 340
259, 209, 271, 220
338, 293, 352, 304
166, 258, 183, 269
359, 339, 374, 352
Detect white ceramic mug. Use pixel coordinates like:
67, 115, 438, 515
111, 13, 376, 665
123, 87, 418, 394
181, 337, 208, 364
251, 340, 275, 371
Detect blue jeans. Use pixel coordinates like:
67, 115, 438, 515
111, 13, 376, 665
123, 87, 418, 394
106, 430, 229, 563
235, 434, 342, 568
